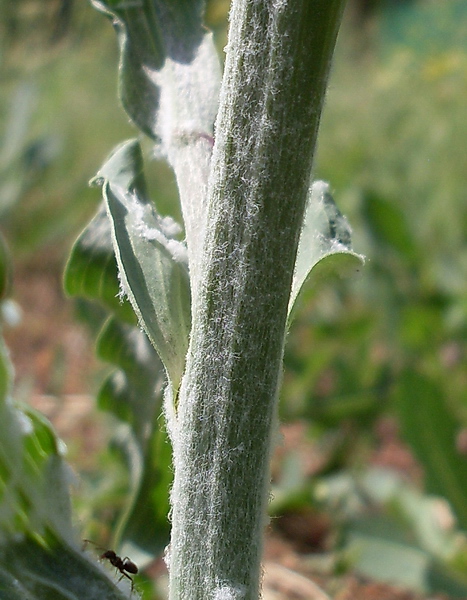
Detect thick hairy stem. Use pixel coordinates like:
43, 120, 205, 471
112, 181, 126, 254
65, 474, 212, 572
168, 1, 346, 598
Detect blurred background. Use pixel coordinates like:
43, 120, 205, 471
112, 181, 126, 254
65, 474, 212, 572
1, 0, 466, 598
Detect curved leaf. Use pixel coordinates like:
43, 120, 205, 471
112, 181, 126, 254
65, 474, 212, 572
109, 425, 172, 566
396, 370, 467, 529
92, 0, 221, 281
97, 318, 163, 433
0, 531, 133, 600
322, 469, 467, 597
91, 0, 220, 146
65, 140, 177, 562
289, 180, 364, 319
98, 139, 191, 390
64, 206, 136, 324
96, 318, 171, 562
0, 330, 135, 599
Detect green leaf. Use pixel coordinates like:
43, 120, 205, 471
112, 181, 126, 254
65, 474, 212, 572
347, 521, 431, 593
91, 0, 221, 279
427, 560, 467, 599
361, 190, 417, 260
91, 0, 220, 145
65, 140, 176, 561
0, 330, 135, 599
289, 181, 364, 319
96, 318, 172, 562
347, 516, 467, 597
0, 531, 133, 600
0, 377, 72, 541
97, 318, 162, 434
112, 425, 172, 566
396, 370, 467, 529
91, 0, 163, 141
98, 139, 191, 390
0, 83, 39, 217
322, 468, 467, 597
64, 206, 136, 324
0, 232, 13, 301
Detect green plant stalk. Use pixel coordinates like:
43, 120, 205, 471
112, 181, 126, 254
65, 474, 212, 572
169, 1, 346, 598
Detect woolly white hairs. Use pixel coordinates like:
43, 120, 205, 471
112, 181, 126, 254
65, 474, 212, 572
142, 25, 222, 298
128, 193, 189, 267
116, 267, 129, 303
213, 584, 248, 600
164, 0, 351, 597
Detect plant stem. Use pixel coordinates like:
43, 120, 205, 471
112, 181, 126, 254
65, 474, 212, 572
169, 1, 346, 598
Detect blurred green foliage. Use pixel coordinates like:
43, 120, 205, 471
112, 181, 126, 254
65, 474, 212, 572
285, 0, 467, 461
276, 3, 467, 591
1, 0, 467, 595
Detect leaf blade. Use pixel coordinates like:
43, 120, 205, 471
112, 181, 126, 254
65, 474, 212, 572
396, 370, 467, 529
91, 0, 221, 279
99, 139, 191, 389
64, 206, 136, 324
0, 329, 133, 599
96, 318, 172, 562
289, 180, 364, 319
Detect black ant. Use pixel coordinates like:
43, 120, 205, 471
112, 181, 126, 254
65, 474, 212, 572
83, 539, 138, 592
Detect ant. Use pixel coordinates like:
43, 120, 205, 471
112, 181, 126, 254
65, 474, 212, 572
83, 539, 138, 592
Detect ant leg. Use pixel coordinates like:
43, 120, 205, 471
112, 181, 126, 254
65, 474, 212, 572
117, 572, 135, 595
